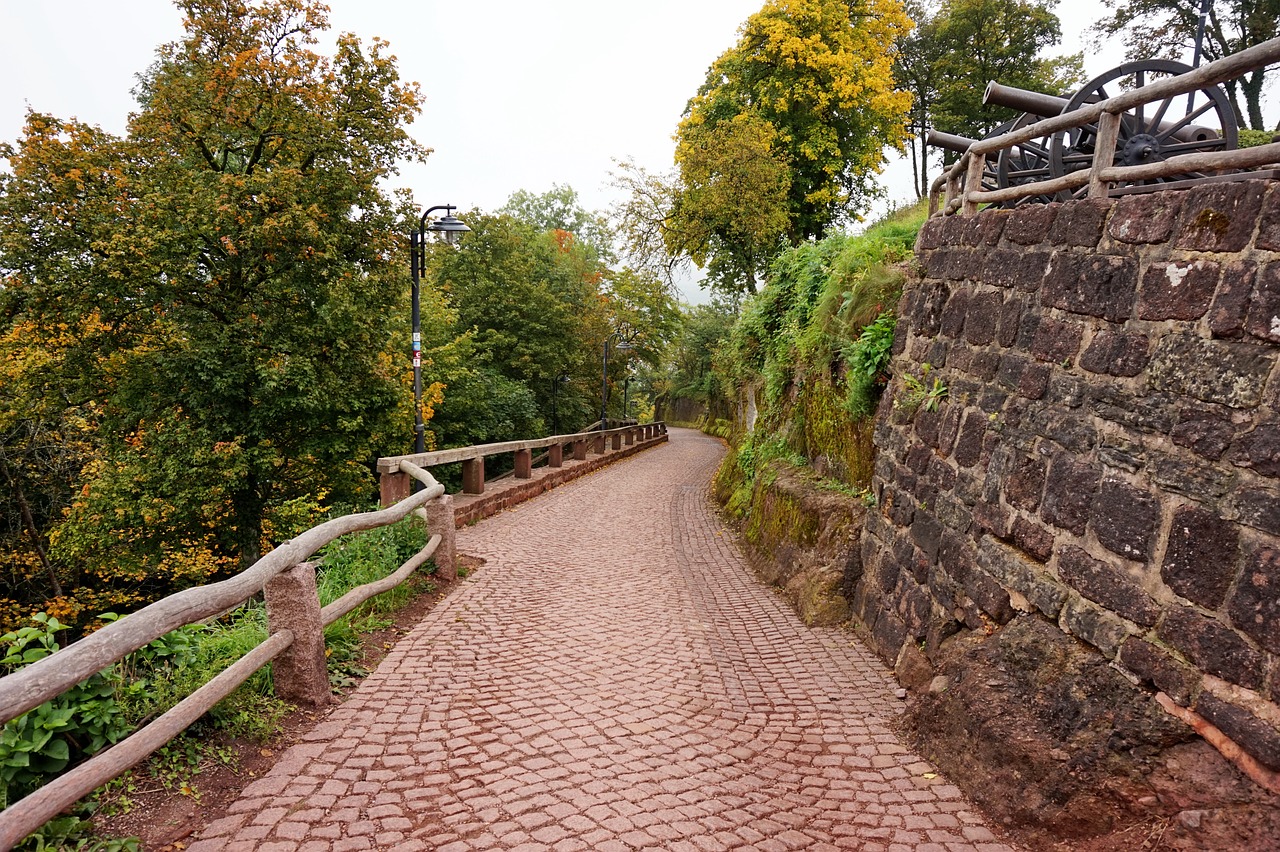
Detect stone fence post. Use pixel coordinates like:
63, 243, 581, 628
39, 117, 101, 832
265, 562, 330, 709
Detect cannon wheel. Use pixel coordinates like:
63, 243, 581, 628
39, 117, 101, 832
1049, 59, 1238, 197
996, 112, 1064, 207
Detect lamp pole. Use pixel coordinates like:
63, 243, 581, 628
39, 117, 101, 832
551, 372, 569, 435
599, 326, 634, 431
410, 204, 470, 454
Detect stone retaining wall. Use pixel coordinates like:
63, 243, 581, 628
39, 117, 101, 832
857, 180, 1280, 773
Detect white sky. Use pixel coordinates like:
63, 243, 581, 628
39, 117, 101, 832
0, 1, 1270, 301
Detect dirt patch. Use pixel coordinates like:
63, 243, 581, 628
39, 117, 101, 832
92, 555, 483, 851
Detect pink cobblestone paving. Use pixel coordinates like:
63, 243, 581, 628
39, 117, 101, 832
190, 428, 1020, 852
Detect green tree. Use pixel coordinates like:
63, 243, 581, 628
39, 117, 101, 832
894, 1, 950, 198
0, 0, 423, 584
928, 0, 1082, 141
1092, 0, 1279, 131
663, 302, 738, 422
499, 184, 614, 263
677, 0, 913, 282
425, 212, 610, 437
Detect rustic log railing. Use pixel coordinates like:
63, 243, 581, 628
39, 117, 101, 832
0, 470, 449, 850
928, 37, 1280, 217
0, 420, 667, 849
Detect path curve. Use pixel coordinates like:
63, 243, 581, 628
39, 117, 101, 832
191, 427, 1018, 852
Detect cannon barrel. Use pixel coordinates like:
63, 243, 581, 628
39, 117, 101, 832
982, 79, 1219, 143
982, 81, 1066, 119
926, 129, 979, 154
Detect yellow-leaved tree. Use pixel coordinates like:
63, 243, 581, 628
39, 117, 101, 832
671, 0, 913, 295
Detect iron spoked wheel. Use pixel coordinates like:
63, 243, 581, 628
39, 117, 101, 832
1049, 59, 1238, 198
996, 112, 1064, 207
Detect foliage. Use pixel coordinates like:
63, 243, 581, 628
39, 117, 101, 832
663, 301, 738, 421
895, 0, 1083, 192
670, 115, 792, 293
708, 203, 926, 501
895, 362, 949, 416
15, 816, 138, 852
0, 614, 131, 809
499, 184, 615, 264
1239, 128, 1275, 148
0, 0, 423, 604
1092, 0, 1279, 131
845, 309, 898, 417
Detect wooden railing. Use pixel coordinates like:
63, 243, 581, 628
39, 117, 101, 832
929, 37, 1280, 217
0, 420, 665, 849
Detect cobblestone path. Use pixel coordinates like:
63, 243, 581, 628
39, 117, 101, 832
191, 427, 1019, 852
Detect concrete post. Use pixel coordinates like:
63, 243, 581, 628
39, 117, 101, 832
265, 562, 330, 709
424, 494, 457, 581
380, 470, 410, 507
514, 449, 532, 479
462, 457, 485, 494
548, 443, 564, 467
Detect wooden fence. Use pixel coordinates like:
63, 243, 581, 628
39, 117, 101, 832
0, 421, 665, 849
930, 37, 1280, 217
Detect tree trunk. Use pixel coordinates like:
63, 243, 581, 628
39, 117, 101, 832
1241, 69, 1265, 131
0, 455, 62, 597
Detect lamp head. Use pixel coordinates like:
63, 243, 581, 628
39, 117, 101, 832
427, 210, 471, 245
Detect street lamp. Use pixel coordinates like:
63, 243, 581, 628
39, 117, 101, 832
410, 204, 470, 454
600, 326, 635, 431
551, 372, 570, 435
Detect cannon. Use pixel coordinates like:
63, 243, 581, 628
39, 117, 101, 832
927, 59, 1239, 206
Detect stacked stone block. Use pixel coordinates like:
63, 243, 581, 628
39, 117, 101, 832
857, 180, 1280, 772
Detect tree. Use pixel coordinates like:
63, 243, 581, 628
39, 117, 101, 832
608, 159, 691, 289
0, 0, 423, 585
894, 0, 1082, 195
671, 115, 792, 294
930, 0, 1081, 139
1092, 0, 1280, 131
499, 184, 614, 263
895, 1, 949, 198
672, 0, 913, 295
425, 212, 610, 438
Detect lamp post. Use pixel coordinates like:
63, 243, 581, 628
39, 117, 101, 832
409, 204, 470, 454
622, 376, 631, 423
600, 326, 635, 431
551, 372, 570, 435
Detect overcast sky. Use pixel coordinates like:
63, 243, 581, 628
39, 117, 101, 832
0, 1, 1269, 300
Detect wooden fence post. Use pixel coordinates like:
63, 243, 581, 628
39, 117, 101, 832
611, 432, 622, 451
573, 439, 588, 460
264, 562, 330, 709
548, 443, 564, 467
